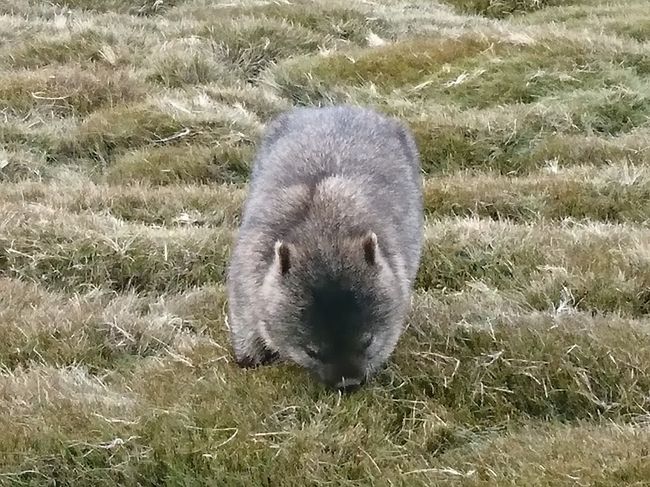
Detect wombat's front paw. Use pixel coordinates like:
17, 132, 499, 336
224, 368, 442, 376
234, 347, 279, 368
259, 347, 280, 364
235, 355, 261, 368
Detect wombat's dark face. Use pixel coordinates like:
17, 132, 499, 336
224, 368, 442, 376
258, 233, 406, 390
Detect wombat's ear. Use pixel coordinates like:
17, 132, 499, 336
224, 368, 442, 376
274, 241, 291, 275
362, 232, 378, 266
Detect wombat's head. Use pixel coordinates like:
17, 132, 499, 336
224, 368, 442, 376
258, 232, 406, 390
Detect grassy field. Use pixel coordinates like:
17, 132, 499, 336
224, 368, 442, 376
1, 0, 650, 485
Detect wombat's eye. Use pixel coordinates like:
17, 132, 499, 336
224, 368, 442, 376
305, 347, 321, 359
360, 335, 373, 350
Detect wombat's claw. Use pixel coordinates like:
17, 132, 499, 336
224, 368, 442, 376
235, 348, 279, 368
235, 355, 260, 368
260, 348, 280, 364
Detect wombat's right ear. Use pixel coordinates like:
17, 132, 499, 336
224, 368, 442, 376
362, 232, 378, 266
274, 241, 291, 275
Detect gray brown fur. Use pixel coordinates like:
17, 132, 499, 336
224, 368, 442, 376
226, 105, 423, 389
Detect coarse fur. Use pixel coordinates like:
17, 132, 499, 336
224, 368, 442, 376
226, 105, 424, 390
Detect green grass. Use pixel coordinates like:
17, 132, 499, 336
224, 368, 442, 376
1, 0, 650, 485
106, 144, 254, 185
445, 0, 572, 18
0, 66, 145, 116
0, 202, 231, 293
3, 30, 112, 68
521, 2, 650, 41
53, 0, 182, 15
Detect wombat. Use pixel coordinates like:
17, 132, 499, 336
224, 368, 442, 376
226, 105, 423, 390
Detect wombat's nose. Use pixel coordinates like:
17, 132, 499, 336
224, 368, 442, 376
333, 376, 363, 392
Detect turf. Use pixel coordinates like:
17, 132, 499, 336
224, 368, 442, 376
1, 0, 649, 485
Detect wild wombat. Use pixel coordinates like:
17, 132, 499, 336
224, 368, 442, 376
226, 105, 423, 390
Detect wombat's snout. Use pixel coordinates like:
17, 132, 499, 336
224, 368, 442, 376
319, 363, 366, 392
333, 376, 364, 392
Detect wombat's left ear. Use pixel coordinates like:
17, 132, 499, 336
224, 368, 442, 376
362, 232, 378, 266
274, 241, 291, 275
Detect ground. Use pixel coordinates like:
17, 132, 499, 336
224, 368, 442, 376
0, 0, 649, 485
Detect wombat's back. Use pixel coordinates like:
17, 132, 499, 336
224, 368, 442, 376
241, 105, 423, 281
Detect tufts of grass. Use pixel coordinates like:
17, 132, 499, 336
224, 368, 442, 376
606, 16, 650, 42
0, 179, 246, 227
5, 30, 115, 69
267, 37, 650, 177
422, 163, 650, 223
202, 18, 324, 81
0, 116, 83, 168
267, 36, 495, 104
435, 422, 650, 484
0, 279, 223, 371
0, 66, 145, 116
215, 1, 391, 45
106, 144, 253, 186
65, 104, 183, 160
3, 205, 649, 315
445, 0, 571, 18
60, 102, 256, 163
412, 51, 646, 111
145, 52, 231, 89
269, 35, 650, 110
0, 203, 232, 294
144, 39, 240, 88
416, 219, 650, 315
394, 290, 650, 423
1, 293, 649, 484
0, 147, 47, 182
53, 0, 181, 15
522, 2, 650, 42
411, 109, 650, 175
4, 162, 650, 226
201, 84, 291, 120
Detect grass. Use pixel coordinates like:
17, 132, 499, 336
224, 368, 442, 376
0, 202, 231, 293
0, 66, 145, 116
445, 0, 571, 18
1, 0, 650, 485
